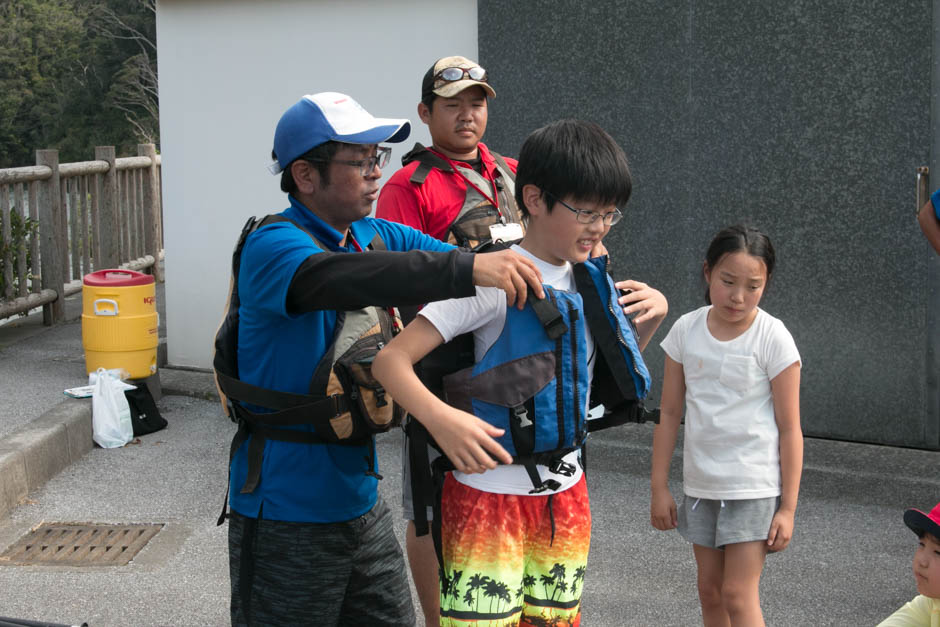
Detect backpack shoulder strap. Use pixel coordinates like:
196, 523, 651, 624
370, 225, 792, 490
402, 143, 454, 185
368, 232, 387, 251
489, 151, 516, 182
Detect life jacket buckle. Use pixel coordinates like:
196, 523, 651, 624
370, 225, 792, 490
512, 404, 533, 428
549, 458, 576, 477
528, 478, 562, 494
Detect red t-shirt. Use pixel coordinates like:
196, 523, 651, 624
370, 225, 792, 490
376, 142, 518, 242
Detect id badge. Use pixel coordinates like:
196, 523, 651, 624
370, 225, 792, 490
489, 222, 524, 243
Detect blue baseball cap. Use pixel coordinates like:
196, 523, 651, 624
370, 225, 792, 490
270, 92, 411, 174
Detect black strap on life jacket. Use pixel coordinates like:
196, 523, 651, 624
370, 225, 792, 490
402, 142, 517, 200
403, 144, 454, 184
571, 263, 660, 430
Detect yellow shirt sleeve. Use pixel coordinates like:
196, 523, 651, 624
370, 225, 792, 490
876, 595, 940, 627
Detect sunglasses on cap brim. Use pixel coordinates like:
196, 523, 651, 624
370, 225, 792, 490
435, 66, 487, 83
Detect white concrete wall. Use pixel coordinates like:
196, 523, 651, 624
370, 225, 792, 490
156, 0, 478, 369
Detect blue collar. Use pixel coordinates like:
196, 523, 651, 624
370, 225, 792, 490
283, 195, 378, 252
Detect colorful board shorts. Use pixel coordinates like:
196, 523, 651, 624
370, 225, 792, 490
439, 473, 591, 627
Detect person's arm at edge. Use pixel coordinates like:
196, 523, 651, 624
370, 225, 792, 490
917, 198, 940, 254
372, 316, 512, 473
650, 355, 684, 531
767, 361, 802, 552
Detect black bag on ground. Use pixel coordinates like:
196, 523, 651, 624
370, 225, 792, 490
124, 385, 167, 436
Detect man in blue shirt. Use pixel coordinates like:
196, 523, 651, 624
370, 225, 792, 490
223, 92, 542, 626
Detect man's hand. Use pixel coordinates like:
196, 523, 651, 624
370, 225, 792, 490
472, 250, 544, 309
424, 406, 514, 474
615, 280, 668, 325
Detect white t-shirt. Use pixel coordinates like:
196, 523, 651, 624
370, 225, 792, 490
660, 306, 801, 500
419, 244, 595, 495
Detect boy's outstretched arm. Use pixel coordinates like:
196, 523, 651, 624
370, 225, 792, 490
372, 317, 513, 474
768, 361, 802, 553
650, 356, 684, 531
614, 279, 668, 350
917, 198, 940, 254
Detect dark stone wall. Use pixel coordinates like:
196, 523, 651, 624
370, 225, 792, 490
479, 0, 938, 448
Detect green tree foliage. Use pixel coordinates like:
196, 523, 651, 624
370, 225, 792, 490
0, 0, 157, 168
0, 206, 39, 299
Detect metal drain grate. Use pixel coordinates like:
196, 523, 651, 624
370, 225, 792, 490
0, 522, 164, 566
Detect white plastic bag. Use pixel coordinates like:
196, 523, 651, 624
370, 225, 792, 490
91, 367, 134, 448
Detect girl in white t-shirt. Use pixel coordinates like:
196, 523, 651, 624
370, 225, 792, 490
650, 225, 802, 627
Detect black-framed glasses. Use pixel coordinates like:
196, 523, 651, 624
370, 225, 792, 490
435, 66, 488, 84
545, 191, 623, 226
307, 146, 391, 177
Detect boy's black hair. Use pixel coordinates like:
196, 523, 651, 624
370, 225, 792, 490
703, 225, 776, 304
513, 119, 632, 217
273, 141, 340, 195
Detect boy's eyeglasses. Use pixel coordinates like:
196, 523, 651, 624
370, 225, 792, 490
545, 191, 623, 226
306, 146, 391, 177
435, 66, 488, 84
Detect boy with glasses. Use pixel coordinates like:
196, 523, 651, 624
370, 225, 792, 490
373, 119, 667, 626
377, 55, 525, 625
219, 91, 548, 626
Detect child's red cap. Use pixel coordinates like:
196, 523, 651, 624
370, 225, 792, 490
904, 501, 940, 538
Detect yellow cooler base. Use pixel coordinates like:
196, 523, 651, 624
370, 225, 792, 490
84, 347, 157, 379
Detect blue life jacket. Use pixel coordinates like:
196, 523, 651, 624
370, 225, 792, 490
439, 255, 652, 492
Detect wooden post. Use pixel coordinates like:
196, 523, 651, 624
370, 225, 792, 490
14, 183, 27, 297
80, 175, 90, 276
1, 184, 12, 301
95, 146, 118, 269
69, 178, 80, 279
36, 149, 64, 324
28, 181, 39, 293
139, 144, 163, 281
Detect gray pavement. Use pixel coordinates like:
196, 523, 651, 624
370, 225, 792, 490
0, 288, 938, 626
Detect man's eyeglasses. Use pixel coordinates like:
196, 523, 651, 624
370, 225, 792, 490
545, 191, 623, 226
307, 146, 391, 177
435, 66, 488, 84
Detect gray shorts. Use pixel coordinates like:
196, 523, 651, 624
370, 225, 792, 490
677, 495, 780, 549
401, 429, 440, 522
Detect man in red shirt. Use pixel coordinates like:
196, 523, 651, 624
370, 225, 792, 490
377, 56, 523, 249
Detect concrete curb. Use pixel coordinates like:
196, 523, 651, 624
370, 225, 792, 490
0, 368, 218, 521
0, 399, 92, 520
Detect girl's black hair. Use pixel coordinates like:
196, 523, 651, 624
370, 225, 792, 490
703, 225, 776, 304
514, 119, 632, 217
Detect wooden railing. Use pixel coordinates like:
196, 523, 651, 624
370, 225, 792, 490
0, 144, 163, 325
